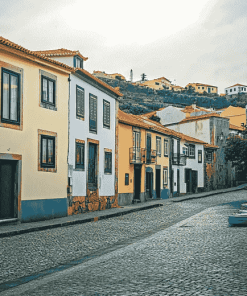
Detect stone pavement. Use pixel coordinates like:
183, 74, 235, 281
2, 192, 247, 296
0, 183, 246, 238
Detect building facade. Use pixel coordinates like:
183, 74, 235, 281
225, 84, 247, 95
0, 37, 72, 222
186, 83, 218, 95
36, 49, 123, 215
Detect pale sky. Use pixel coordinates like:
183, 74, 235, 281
1, 0, 246, 93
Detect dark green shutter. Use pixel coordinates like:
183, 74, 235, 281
76, 87, 84, 118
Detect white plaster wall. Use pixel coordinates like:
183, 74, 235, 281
173, 141, 204, 194
68, 73, 116, 197
225, 86, 247, 95
168, 119, 211, 144
52, 56, 74, 68
157, 106, 186, 125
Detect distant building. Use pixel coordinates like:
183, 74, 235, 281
186, 83, 218, 95
219, 106, 246, 128
136, 77, 172, 90
93, 71, 126, 81
225, 84, 247, 95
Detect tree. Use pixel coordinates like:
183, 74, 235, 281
141, 73, 147, 82
225, 135, 247, 180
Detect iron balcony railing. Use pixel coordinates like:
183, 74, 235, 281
129, 148, 146, 164
172, 153, 187, 166
146, 149, 157, 164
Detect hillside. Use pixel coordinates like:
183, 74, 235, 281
96, 76, 244, 114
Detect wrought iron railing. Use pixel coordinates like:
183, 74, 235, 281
146, 149, 157, 164
129, 148, 146, 164
172, 153, 187, 166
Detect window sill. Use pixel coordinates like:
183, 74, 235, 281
74, 168, 85, 171
89, 130, 97, 134
0, 121, 22, 130
76, 116, 85, 121
103, 125, 110, 129
104, 172, 112, 175
38, 166, 57, 173
40, 102, 57, 111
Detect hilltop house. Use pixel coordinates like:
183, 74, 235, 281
136, 77, 172, 90
93, 71, 126, 81
225, 84, 247, 96
36, 49, 123, 215
186, 83, 218, 95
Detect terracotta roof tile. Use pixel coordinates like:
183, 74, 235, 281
187, 82, 218, 88
178, 113, 221, 124
34, 48, 88, 61
118, 110, 216, 147
0, 36, 74, 71
226, 83, 247, 88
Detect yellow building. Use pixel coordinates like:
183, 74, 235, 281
118, 110, 172, 205
186, 83, 218, 94
0, 36, 72, 222
93, 71, 126, 81
219, 106, 246, 128
139, 77, 171, 90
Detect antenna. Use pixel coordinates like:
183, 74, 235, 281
130, 69, 133, 82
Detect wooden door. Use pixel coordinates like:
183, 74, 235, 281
0, 160, 16, 219
88, 143, 97, 189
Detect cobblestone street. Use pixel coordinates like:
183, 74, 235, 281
1, 190, 247, 295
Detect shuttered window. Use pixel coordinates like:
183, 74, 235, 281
42, 76, 55, 105
103, 100, 110, 128
41, 135, 55, 168
89, 94, 97, 133
104, 152, 112, 174
76, 86, 84, 119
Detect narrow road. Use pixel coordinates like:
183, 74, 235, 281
1, 191, 247, 295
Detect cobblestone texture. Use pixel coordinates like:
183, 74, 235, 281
1, 191, 247, 295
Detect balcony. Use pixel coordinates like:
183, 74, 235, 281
146, 149, 157, 164
129, 148, 146, 164
172, 153, 187, 166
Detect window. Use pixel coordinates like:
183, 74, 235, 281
125, 173, 129, 185
103, 100, 110, 128
155, 82, 160, 85
202, 87, 204, 90
89, 94, 97, 133
1, 68, 20, 124
182, 147, 188, 156
189, 144, 195, 158
76, 86, 84, 119
42, 76, 55, 106
156, 137, 161, 156
198, 87, 200, 89
41, 135, 55, 168
206, 151, 212, 162
75, 141, 85, 169
244, 88, 246, 91
234, 88, 236, 91
74, 56, 83, 69
163, 167, 168, 186
164, 139, 168, 156
226, 90, 228, 94
104, 152, 112, 174
198, 150, 202, 163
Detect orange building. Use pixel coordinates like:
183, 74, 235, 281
219, 106, 246, 127
138, 77, 171, 90
186, 83, 218, 94
93, 71, 126, 81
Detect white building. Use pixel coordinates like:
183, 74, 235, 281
225, 84, 247, 95
35, 49, 123, 214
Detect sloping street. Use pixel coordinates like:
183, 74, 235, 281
1, 190, 247, 295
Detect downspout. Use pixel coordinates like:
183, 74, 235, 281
67, 74, 71, 214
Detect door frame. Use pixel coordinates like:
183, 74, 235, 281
134, 164, 141, 200
87, 139, 99, 191
0, 153, 22, 221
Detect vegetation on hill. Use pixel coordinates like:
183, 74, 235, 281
98, 77, 242, 115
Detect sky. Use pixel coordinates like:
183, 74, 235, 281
0, 0, 246, 94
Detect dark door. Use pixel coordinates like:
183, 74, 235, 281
192, 170, 198, 193
0, 160, 16, 219
147, 134, 151, 163
146, 172, 153, 199
170, 169, 174, 194
185, 169, 192, 193
177, 169, 180, 195
156, 168, 161, 198
134, 165, 141, 200
88, 143, 97, 189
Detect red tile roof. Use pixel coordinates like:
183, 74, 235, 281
118, 110, 218, 148
187, 83, 218, 88
34, 48, 88, 61
226, 83, 247, 88
0, 36, 74, 71
177, 113, 221, 124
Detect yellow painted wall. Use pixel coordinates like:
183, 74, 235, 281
186, 83, 218, 94
220, 106, 246, 127
0, 50, 69, 201
141, 79, 171, 90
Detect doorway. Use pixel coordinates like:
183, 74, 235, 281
0, 160, 17, 219
146, 171, 153, 199
177, 169, 180, 195
88, 143, 97, 189
155, 168, 161, 198
134, 165, 141, 200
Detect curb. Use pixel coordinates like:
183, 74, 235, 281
171, 186, 246, 203
0, 203, 163, 239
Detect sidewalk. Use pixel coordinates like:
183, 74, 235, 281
0, 183, 246, 238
